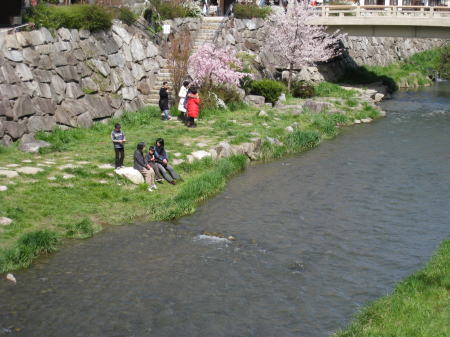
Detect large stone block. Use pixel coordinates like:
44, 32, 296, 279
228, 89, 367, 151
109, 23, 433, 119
4, 35, 20, 49
4, 50, 23, 62
32, 97, 56, 116
12, 96, 33, 119
77, 63, 92, 78
81, 77, 99, 93
58, 28, 72, 41
51, 53, 69, 67
0, 84, 23, 100
27, 115, 56, 132
22, 48, 40, 67
4, 120, 28, 139
143, 58, 159, 73
146, 42, 158, 58
130, 38, 146, 62
89, 59, 110, 77
29, 30, 46, 46
77, 111, 93, 128
108, 53, 125, 68
23, 80, 42, 97
38, 55, 53, 70
15, 63, 34, 81
56, 66, 79, 82
0, 101, 11, 117
101, 37, 120, 55
131, 63, 146, 81
303, 100, 333, 113
112, 25, 132, 44
51, 75, 66, 95
1, 64, 20, 84
122, 86, 138, 101
34, 69, 52, 83
39, 83, 53, 99
244, 95, 265, 107
83, 96, 113, 119
19, 134, 51, 153
66, 83, 84, 99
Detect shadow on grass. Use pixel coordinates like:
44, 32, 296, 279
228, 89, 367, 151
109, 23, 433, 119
339, 66, 398, 93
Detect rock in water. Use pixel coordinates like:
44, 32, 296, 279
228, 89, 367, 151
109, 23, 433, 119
114, 167, 144, 185
6, 273, 16, 284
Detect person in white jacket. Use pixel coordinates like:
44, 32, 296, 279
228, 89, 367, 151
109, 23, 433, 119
177, 81, 190, 122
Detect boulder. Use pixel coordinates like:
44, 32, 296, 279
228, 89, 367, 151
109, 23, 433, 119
131, 63, 146, 81
303, 100, 333, 113
244, 95, 265, 107
191, 150, 211, 161
114, 167, 144, 184
0, 84, 23, 100
1, 64, 20, 84
32, 97, 56, 116
214, 141, 234, 158
83, 96, 113, 119
89, 59, 110, 77
38, 55, 53, 70
16, 166, 44, 175
285, 126, 294, 133
0, 186, 7, 192
19, 134, 51, 153
4, 50, 23, 62
27, 116, 56, 132
361, 118, 373, 123
0, 101, 11, 117
81, 77, 99, 93
22, 48, 40, 67
146, 42, 158, 58
137, 79, 151, 95
112, 25, 132, 44
373, 93, 384, 102
265, 136, 283, 146
0, 217, 13, 226
34, 69, 52, 83
1, 135, 13, 147
122, 87, 138, 101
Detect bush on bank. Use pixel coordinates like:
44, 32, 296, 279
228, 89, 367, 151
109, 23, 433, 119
251, 79, 286, 104
233, 3, 272, 19
26, 3, 113, 31
335, 240, 450, 337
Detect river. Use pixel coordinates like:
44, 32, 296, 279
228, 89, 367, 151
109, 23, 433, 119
1, 83, 449, 337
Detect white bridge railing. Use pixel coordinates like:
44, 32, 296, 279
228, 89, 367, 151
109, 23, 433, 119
317, 5, 450, 18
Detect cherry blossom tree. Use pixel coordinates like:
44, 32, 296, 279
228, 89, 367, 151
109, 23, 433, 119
265, 1, 344, 90
188, 43, 247, 88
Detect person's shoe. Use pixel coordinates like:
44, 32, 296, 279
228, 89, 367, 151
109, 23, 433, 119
151, 184, 157, 190
148, 187, 154, 192
156, 178, 163, 183
170, 180, 176, 185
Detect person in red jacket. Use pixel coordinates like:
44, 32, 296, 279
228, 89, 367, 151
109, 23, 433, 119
186, 89, 200, 128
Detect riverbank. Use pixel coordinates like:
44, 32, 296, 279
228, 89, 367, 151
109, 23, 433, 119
334, 239, 450, 337
0, 82, 382, 273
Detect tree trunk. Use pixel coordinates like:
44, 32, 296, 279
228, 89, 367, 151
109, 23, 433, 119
288, 62, 293, 92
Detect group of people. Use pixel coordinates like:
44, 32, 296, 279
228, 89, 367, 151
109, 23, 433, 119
111, 123, 181, 192
159, 81, 200, 128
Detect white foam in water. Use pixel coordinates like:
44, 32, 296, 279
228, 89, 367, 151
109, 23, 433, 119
194, 234, 230, 244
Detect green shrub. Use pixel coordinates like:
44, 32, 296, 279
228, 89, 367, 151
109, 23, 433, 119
251, 79, 286, 104
62, 218, 95, 239
234, 4, 271, 19
26, 4, 112, 31
213, 85, 243, 105
118, 7, 138, 25
150, 0, 196, 20
291, 80, 315, 98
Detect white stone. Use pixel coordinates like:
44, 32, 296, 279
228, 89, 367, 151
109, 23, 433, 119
354, 119, 361, 124
4, 50, 23, 62
0, 170, 19, 178
114, 167, 144, 184
0, 217, 13, 226
285, 126, 294, 133
373, 93, 384, 102
278, 93, 286, 102
48, 176, 56, 181
172, 159, 185, 166
6, 164, 20, 167
78, 161, 90, 165
196, 142, 208, 148
146, 42, 158, 58
58, 164, 80, 170
22, 160, 32, 163
131, 63, 146, 81
15, 63, 34, 81
0, 185, 7, 191
122, 87, 138, 101
361, 118, 373, 123
379, 110, 387, 117
112, 25, 132, 44
16, 166, 43, 175
62, 174, 75, 179
258, 110, 269, 117
191, 150, 211, 161
173, 152, 182, 157
98, 180, 108, 184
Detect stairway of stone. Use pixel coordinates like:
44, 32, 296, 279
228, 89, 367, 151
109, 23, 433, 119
146, 17, 224, 106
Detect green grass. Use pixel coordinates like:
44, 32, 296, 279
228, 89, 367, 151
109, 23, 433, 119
334, 240, 450, 337
315, 82, 358, 99
341, 44, 450, 92
0, 87, 381, 272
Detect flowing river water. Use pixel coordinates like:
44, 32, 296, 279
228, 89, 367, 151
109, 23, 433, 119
1, 83, 449, 337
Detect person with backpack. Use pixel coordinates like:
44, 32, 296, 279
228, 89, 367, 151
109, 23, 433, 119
186, 89, 200, 128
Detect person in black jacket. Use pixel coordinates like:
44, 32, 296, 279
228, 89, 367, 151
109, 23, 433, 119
134, 142, 157, 191
159, 82, 171, 121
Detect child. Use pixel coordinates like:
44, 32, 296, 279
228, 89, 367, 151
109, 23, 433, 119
145, 146, 164, 183
111, 123, 126, 168
134, 142, 157, 191
186, 89, 200, 128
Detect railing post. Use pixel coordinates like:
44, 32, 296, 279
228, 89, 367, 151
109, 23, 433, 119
429, 7, 434, 17
322, 5, 325, 17
356, 6, 360, 16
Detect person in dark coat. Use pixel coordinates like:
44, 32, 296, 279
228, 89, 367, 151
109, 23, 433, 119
154, 138, 181, 185
159, 81, 171, 121
111, 123, 126, 168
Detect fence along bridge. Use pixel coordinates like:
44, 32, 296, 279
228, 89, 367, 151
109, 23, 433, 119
309, 5, 450, 38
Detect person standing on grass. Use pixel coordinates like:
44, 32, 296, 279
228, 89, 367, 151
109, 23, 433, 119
177, 81, 190, 122
159, 81, 171, 121
111, 123, 126, 169
154, 138, 181, 185
186, 89, 200, 128
134, 142, 157, 192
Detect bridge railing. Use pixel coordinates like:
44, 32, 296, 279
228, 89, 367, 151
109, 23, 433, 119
317, 5, 450, 18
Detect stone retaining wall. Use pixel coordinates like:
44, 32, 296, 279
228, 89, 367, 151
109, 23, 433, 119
0, 18, 201, 146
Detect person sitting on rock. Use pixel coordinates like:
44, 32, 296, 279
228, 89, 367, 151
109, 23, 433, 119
145, 146, 164, 183
154, 138, 180, 185
134, 142, 157, 191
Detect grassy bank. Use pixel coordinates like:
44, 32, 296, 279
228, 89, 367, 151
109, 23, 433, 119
334, 240, 450, 337
0, 89, 379, 273
341, 44, 450, 91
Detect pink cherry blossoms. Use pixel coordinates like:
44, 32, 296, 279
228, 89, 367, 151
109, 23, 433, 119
188, 43, 247, 87
266, 1, 344, 89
